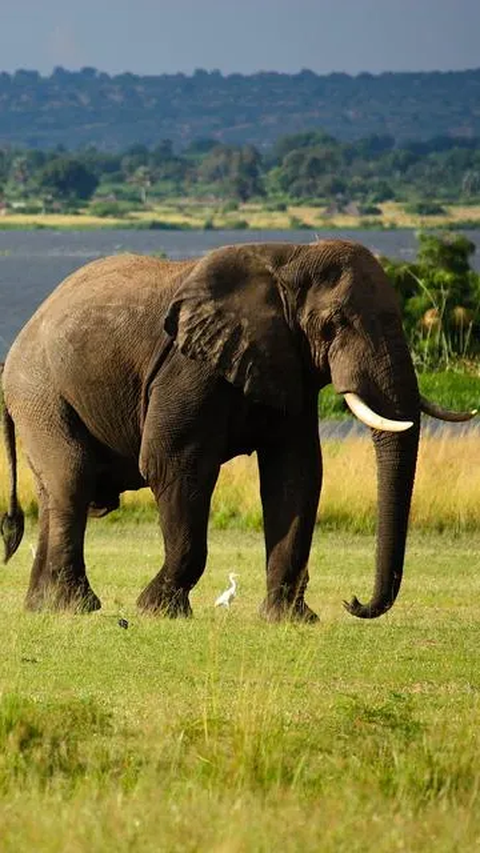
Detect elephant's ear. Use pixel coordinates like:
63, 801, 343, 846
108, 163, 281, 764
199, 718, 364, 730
164, 246, 303, 411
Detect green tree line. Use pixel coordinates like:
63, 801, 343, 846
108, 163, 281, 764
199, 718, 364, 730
2, 130, 480, 211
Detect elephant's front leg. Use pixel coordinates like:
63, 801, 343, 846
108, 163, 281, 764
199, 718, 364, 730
257, 427, 322, 622
137, 467, 220, 617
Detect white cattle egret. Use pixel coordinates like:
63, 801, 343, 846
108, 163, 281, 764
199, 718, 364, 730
214, 573, 239, 608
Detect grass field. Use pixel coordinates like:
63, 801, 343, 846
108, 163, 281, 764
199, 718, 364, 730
1, 428, 480, 850
1, 523, 480, 851
1, 200, 480, 231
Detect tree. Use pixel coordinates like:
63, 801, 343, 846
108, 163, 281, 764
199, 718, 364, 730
350, 134, 395, 160
129, 165, 152, 204
417, 232, 475, 277
37, 157, 99, 202
148, 141, 188, 186
230, 145, 264, 201
6, 155, 33, 199
150, 140, 175, 165
183, 138, 219, 160
271, 130, 338, 166
198, 144, 263, 200
382, 232, 480, 366
272, 144, 343, 199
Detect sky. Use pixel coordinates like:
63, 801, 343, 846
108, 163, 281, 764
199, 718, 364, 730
2, 0, 479, 77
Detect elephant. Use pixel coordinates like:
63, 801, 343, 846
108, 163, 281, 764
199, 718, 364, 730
1, 239, 474, 621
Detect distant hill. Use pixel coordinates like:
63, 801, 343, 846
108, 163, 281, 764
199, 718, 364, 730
1, 67, 480, 151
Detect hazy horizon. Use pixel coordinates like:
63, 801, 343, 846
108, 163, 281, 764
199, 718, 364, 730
2, 0, 479, 78
4, 65, 480, 79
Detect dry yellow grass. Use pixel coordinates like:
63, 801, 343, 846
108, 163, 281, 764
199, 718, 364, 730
0, 213, 126, 228
379, 201, 480, 230
119, 200, 480, 231
2, 200, 480, 231
1, 431, 478, 531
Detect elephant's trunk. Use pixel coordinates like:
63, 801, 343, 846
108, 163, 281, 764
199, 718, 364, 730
344, 421, 419, 618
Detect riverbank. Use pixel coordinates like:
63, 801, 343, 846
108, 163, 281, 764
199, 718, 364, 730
1, 200, 480, 231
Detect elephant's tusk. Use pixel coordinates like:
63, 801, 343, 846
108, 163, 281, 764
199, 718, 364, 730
343, 392, 414, 432
420, 395, 478, 422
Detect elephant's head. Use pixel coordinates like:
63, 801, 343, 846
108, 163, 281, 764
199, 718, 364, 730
165, 240, 473, 618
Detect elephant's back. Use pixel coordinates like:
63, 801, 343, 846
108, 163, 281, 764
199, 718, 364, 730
8, 253, 195, 365
4, 253, 194, 399
34, 253, 195, 318
3, 253, 198, 455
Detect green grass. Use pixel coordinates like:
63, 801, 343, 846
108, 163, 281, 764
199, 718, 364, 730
417, 370, 480, 411
319, 370, 480, 419
1, 522, 480, 850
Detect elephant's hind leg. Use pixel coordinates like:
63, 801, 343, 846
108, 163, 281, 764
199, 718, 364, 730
20, 405, 101, 613
43, 501, 100, 613
24, 471, 50, 610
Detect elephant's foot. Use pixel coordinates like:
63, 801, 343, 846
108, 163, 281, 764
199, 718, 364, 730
260, 595, 319, 624
61, 585, 102, 614
291, 599, 319, 623
25, 579, 101, 614
137, 581, 192, 618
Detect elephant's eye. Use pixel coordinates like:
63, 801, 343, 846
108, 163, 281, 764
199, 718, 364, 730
321, 317, 336, 342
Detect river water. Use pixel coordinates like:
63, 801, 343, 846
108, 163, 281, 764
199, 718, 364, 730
1, 225, 480, 359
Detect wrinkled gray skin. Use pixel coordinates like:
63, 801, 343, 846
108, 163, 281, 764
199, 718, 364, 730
1, 240, 420, 620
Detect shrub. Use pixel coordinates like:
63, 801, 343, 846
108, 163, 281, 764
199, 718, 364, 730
221, 200, 239, 213
8, 201, 43, 214
288, 215, 310, 230
140, 220, 185, 230
405, 201, 447, 216
359, 203, 382, 216
382, 231, 480, 368
89, 200, 132, 218
265, 200, 288, 212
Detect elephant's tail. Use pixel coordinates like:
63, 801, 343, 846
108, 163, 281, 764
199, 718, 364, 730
1, 401, 25, 563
